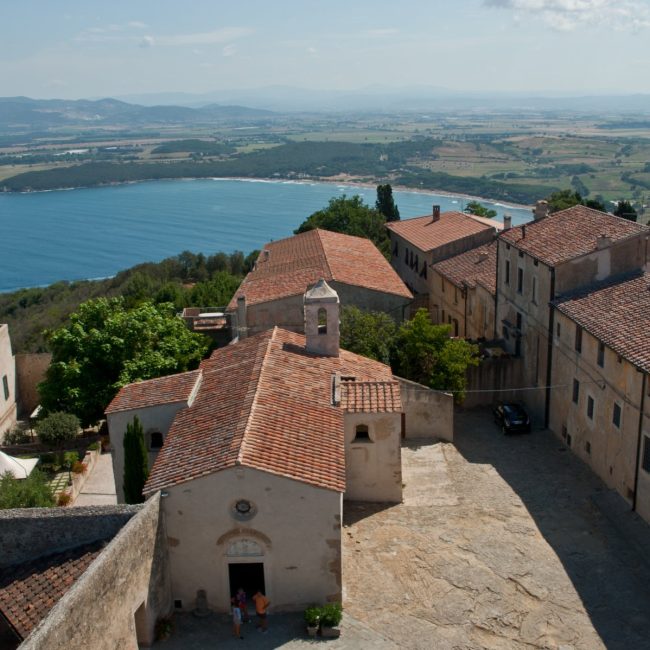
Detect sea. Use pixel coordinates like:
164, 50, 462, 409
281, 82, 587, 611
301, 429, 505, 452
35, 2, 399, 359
0, 178, 532, 293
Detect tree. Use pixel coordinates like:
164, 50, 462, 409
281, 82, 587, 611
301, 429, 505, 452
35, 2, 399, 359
0, 469, 55, 509
583, 197, 607, 212
614, 200, 638, 222
36, 412, 80, 452
123, 415, 149, 504
464, 200, 497, 219
340, 306, 397, 365
392, 309, 479, 403
38, 298, 209, 426
295, 195, 391, 257
545, 190, 583, 213
375, 184, 400, 222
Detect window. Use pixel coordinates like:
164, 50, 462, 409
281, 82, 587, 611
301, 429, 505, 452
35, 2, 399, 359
441, 277, 445, 292
585, 441, 591, 455
587, 396, 594, 419
353, 424, 371, 442
572, 379, 580, 404
150, 431, 164, 449
533, 259, 539, 267
575, 325, 582, 353
517, 268, 523, 293
393, 241, 399, 257
556, 322, 561, 338
566, 433, 572, 448
643, 436, 650, 473
597, 341, 605, 368
454, 287, 458, 304
518, 251, 524, 258
505, 260, 510, 285
613, 403, 621, 428
2, 375, 8, 401
420, 264, 427, 279
318, 308, 327, 334
532, 276, 537, 304
404, 247, 408, 264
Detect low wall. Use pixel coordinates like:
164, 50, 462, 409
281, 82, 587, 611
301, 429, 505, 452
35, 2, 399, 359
0, 504, 140, 569
397, 377, 454, 441
20, 494, 172, 650
15, 353, 51, 416
464, 356, 524, 409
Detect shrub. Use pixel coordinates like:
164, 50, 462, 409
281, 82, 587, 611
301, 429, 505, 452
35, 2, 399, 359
3, 426, 30, 445
63, 451, 80, 468
87, 441, 100, 451
320, 603, 343, 627
57, 491, 72, 506
71, 460, 87, 475
304, 606, 322, 627
0, 469, 55, 509
123, 416, 149, 504
36, 412, 80, 449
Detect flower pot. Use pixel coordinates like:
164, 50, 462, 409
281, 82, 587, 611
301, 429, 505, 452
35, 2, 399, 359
306, 625, 318, 637
321, 626, 340, 638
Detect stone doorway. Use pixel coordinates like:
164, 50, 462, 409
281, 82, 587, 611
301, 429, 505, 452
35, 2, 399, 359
228, 562, 265, 602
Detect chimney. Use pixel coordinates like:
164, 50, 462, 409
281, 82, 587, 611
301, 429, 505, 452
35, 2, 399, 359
263, 249, 270, 261
522, 224, 527, 238
533, 200, 549, 221
432, 205, 441, 223
236, 295, 247, 340
596, 234, 612, 250
503, 215, 512, 231
477, 251, 489, 262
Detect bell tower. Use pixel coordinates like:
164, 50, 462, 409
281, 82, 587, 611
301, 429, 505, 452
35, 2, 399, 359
304, 279, 340, 357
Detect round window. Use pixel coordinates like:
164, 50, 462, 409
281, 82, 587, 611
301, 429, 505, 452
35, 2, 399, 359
235, 500, 251, 514
231, 499, 257, 521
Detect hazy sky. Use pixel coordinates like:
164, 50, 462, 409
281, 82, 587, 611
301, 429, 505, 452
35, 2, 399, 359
3, 0, 650, 99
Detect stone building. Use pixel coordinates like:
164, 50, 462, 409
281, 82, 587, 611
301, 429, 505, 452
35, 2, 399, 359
106, 282, 452, 615
0, 324, 17, 440
385, 205, 500, 298
226, 228, 412, 338
495, 203, 648, 427
550, 270, 650, 523
430, 241, 497, 339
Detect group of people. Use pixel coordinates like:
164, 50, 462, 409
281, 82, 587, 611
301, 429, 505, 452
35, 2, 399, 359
231, 588, 270, 639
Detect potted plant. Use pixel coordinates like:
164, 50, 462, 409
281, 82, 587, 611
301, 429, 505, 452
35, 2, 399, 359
304, 606, 321, 637
320, 602, 342, 638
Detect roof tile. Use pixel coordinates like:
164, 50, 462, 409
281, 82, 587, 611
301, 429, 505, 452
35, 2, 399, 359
432, 241, 497, 295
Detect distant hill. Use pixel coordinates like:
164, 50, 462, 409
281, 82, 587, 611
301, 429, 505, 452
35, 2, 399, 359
0, 96, 276, 133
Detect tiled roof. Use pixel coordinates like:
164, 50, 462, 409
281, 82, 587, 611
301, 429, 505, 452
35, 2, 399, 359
340, 380, 402, 413
226, 228, 411, 309
0, 542, 103, 640
499, 205, 648, 267
432, 241, 497, 295
385, 211, 495, 252
554, 270, 650, 373
144, 328, 396, 494
105, 370, 202, 414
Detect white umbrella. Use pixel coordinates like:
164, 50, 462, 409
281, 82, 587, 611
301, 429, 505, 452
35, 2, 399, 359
0, 451, 39, 479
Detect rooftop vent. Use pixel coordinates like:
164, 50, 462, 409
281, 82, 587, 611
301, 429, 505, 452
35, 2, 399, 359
432, 205, 441, 223
503, 215, 512, 231
477, 251, 489, 262
533, 200, 549, 221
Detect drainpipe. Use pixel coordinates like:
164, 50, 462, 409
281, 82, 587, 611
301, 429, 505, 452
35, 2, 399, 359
633, 371, 647, 512
544, 267, 556, 429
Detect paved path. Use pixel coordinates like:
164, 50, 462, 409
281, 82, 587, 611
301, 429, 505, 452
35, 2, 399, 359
72, 452, 117, 506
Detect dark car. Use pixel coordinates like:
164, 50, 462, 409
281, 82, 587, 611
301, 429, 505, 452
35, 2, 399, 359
493, 403, 531, 434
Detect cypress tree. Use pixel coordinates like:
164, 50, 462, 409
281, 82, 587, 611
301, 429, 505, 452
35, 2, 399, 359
123, 415, 149, 504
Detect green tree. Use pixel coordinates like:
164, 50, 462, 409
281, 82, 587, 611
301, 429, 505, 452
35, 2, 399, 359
614, 200, 638, 222
464, 200, 497, 219
392, 309, 479, 402
295, 195, 391, 257
340, 306, 397, 365
375, 184, 400, 222
123, 416, 149, 504
545, 190, 584, 213
36, 412, 80, 453
38, 298, 209, 426
0, 469, 55, 509
189, 272, 242, 307
583, 197, 607, 212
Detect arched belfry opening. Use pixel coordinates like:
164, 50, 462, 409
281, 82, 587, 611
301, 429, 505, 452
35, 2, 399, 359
304, 279, 340, 357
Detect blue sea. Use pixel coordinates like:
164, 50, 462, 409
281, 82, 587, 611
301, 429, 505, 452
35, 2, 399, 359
0, 179, 532, 293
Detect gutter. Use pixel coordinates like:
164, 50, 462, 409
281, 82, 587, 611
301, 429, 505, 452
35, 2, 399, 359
633, 371, 647, 512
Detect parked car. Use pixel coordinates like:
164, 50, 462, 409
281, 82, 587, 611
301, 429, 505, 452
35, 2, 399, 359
493, 403, 531, 434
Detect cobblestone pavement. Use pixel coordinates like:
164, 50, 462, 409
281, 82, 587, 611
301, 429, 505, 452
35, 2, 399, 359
72, 451, 117, 506
343, 409, 650, 650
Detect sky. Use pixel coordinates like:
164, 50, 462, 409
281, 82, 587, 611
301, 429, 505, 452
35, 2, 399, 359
3, 0, 650, 99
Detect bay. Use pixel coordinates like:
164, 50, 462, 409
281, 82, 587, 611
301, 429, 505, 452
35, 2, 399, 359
0, 178, 531, 293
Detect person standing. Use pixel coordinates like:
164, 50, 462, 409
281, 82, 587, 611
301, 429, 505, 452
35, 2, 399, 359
236, 587, 249, 623
252, 590, 270, 633
231, 597, 244, 639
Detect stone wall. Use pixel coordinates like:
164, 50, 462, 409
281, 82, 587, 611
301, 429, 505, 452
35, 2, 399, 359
397, 377, 454, 441
14, 352, 51, 416
20, 494, 172, 649
0, 504, 141, 569
0, 324, 17, 439
463, 357, 525, 411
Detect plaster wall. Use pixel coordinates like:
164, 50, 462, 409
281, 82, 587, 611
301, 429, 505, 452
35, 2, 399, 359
429, 273, 465, 336
549, 312, 644, 509
107, 401, 189, 503
397, 377, 454, 441
0, 324, 17, 439
14, 353, 51, 416
344, 411, 402, 502
464, 357, 525, 409
20, 495, 172, 650
636, 406, 650, 524
160, 467, 342, 613
388, 232, 432, 295
330, 282, 410, 323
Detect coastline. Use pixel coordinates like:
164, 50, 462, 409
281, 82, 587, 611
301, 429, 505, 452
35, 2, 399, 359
6, 174, 534, 211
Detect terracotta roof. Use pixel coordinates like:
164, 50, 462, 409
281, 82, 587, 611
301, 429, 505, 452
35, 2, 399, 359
227, 228, 411, 309
432, 241, 497, 295
340, 380, 402, 413
144, 328, 396, 494
385, 211, 495, 252
499, 205, 648, 267
554, 270, 650, 373
105, 370, 202, 414
0, 542, 103, 640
